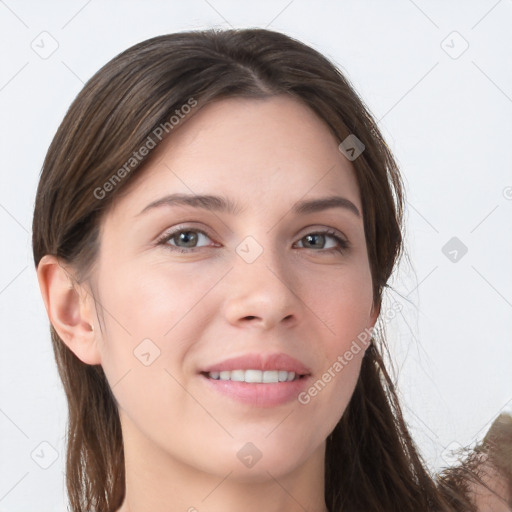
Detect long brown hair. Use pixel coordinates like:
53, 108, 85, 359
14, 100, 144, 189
32, 28, 504, 512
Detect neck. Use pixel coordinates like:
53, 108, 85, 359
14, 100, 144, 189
115, 412, 329, 512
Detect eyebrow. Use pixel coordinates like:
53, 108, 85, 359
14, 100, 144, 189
136, 193, 361, 218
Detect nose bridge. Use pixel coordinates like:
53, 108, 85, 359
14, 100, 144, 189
223, 232, 299, 327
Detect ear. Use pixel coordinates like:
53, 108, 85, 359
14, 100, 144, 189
36, 254, 101, 365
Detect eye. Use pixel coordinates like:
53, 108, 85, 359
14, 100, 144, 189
294, 230, 350, 254
156, 227, 350, 254
156, 227, 215, 253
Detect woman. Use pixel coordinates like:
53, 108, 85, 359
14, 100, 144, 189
32, 28, 511, 512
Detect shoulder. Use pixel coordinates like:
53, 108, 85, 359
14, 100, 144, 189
469, 413, 512, 511
468, 457, 511, 512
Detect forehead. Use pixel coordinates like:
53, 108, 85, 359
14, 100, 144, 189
107, 95, 361, 220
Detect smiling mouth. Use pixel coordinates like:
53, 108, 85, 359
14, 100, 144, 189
201, 369, 308, 383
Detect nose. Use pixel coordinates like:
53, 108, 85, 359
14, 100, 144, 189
221, 245, 301, 330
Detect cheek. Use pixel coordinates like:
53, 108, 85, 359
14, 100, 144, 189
97, 257, 226, 341
297, 351, 364, 451
94, 259, 226, 387
305, 259, 374, 342
296, 262, 373, 422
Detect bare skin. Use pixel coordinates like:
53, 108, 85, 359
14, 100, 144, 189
37, 95, 380, 512
466, 458, 510, 511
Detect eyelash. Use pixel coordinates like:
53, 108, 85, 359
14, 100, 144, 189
155, 226, 350, 255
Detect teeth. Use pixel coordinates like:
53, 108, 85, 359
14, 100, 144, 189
278, 370, 288, 382
245, 369, 262, 383
207, 369, 299, 383
262, 370, 278, 383
230, 370, 245, 381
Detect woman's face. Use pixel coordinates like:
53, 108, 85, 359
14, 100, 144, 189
91, 95, 378, 481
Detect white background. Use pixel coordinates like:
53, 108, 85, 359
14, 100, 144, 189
1, 1, 511, 510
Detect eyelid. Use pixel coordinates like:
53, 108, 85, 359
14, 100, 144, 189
297, 224, 348, 241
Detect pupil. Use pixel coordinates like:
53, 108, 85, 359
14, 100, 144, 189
305, 234, 324, 248
178, 231, 197, 247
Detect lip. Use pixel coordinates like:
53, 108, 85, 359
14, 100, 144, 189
198, 352, 312, 407
199, 352, 311, 375
200, 373, 312, 407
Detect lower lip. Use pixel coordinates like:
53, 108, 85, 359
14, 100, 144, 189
200, 373, 311, 407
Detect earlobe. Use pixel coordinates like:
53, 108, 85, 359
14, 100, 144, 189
36, 255, 101, 365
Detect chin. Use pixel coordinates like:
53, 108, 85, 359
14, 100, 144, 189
225, 458, 301, 483
194, 440, 306, 482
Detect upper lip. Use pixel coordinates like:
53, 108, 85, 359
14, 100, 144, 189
200, 352, 311, 376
